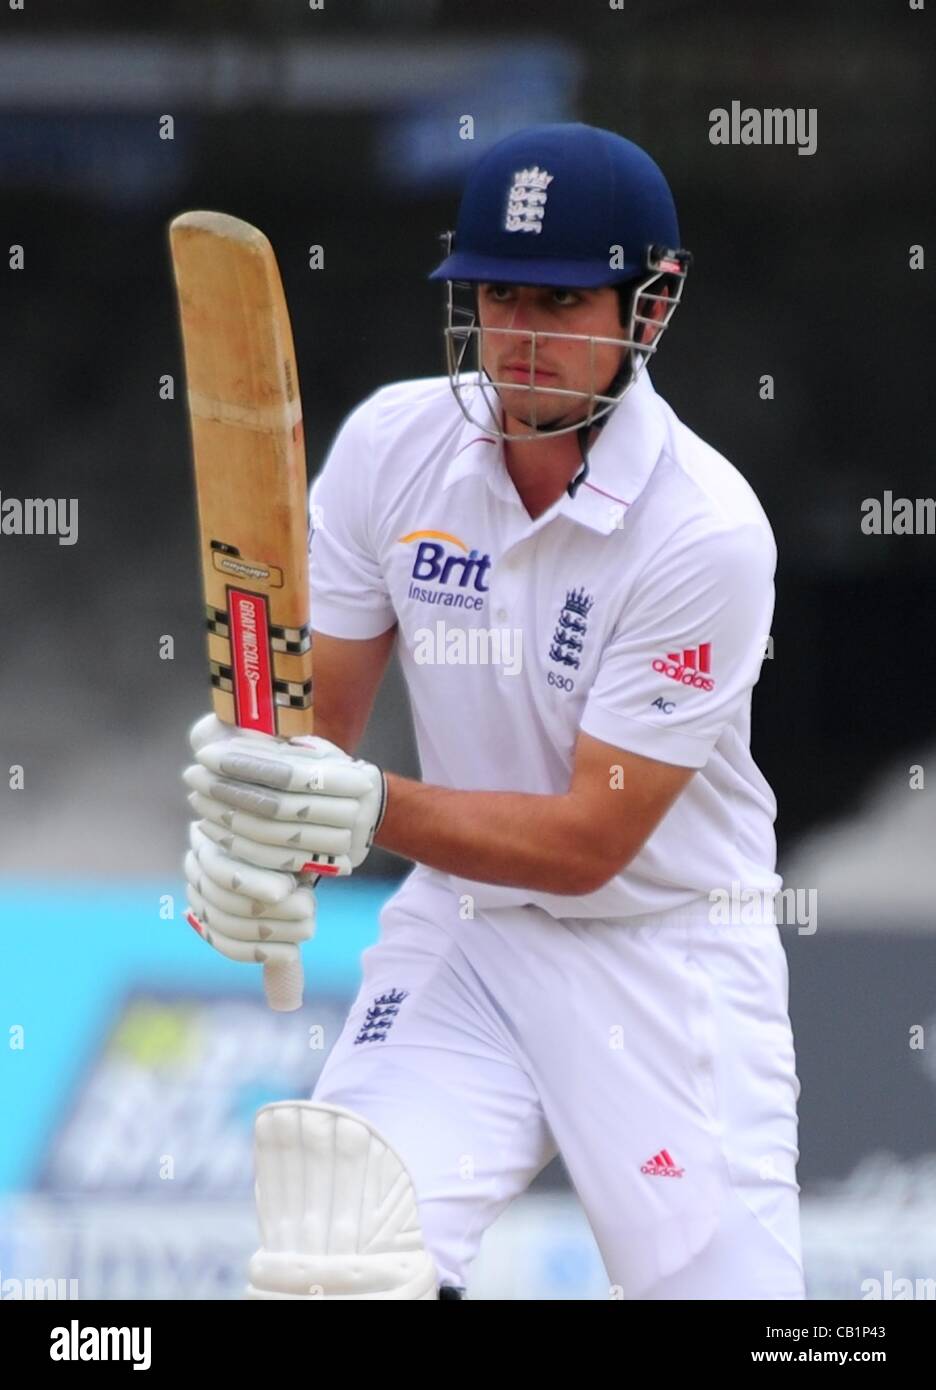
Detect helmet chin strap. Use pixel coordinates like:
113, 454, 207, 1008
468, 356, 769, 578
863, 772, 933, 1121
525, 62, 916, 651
502, 401, 608, 500
495, 357, 634, 501
561, 280, 659, 498
566, 348, 637, 498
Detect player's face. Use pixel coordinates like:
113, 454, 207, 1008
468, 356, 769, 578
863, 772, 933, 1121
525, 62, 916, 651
476, 283, 627, 432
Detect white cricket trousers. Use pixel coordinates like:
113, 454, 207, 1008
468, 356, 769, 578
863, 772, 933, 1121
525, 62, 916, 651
311, 871, 806, 1300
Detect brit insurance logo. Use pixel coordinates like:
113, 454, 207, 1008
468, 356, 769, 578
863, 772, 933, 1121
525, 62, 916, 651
398, 528, 492, 612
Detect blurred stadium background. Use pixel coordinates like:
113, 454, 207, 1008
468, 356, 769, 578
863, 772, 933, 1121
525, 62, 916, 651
1, 0, 935, 1299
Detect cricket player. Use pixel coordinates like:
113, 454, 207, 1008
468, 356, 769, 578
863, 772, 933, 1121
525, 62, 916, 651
183, 124, 805, 1300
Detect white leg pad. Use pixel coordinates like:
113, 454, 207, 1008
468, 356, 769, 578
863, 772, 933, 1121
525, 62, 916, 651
246, 1101, 440, 1300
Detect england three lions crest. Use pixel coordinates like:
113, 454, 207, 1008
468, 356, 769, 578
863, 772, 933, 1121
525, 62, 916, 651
505, 166, 554, 235
549, 587, 593, 670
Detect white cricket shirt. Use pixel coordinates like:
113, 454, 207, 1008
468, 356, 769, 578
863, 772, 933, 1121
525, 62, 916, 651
308, 370, 781, 919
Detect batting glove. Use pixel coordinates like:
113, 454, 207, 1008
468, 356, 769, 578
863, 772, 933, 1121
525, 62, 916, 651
184, 821, 317, 972
183, 712, 388, 881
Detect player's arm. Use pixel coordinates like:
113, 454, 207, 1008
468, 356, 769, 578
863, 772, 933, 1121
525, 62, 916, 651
309, 626, 397, 756
373, 737, 693, 896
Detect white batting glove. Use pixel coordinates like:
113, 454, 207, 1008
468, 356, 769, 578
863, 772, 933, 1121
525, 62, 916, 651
185, 822, 317, 971
184, 712, 388, 880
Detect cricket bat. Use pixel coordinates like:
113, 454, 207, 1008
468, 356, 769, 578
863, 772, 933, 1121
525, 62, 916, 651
170, 210, 327, 1013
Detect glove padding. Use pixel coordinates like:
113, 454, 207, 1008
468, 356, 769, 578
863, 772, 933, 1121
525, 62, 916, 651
185, 823, 316, 969
185, 712, 387, 879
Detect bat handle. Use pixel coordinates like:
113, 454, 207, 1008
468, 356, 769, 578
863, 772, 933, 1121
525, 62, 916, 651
263, 866, 318, 1011
263, 957, 304, 1012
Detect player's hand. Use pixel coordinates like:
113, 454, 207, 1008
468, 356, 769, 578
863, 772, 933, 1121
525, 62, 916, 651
184, 822, 317, 971
183, 712, 388, 879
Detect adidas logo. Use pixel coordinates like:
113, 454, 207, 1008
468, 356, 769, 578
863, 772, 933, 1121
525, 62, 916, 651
640, 1148, 685, 1178
651, 642, 715, 691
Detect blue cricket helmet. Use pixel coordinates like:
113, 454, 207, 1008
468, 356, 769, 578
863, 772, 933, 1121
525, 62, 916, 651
429, 123, 682, 288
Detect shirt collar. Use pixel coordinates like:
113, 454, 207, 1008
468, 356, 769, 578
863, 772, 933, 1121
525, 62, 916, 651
441, 385, 512, 500
556, 368, 667, 533
441, 368, 667, 531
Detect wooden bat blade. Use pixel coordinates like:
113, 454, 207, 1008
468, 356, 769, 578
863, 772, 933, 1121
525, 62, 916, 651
170, 209, 313, 741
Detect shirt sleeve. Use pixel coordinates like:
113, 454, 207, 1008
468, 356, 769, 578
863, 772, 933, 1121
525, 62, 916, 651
307, 395, 398, 639
579, 522, 775, 769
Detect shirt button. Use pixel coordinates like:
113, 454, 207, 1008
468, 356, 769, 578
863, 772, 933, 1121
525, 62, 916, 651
495, 607, 507, 620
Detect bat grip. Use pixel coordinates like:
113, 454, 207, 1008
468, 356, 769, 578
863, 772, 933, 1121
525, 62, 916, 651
263, 957, 304, 1012
262, 866, 318, 1012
